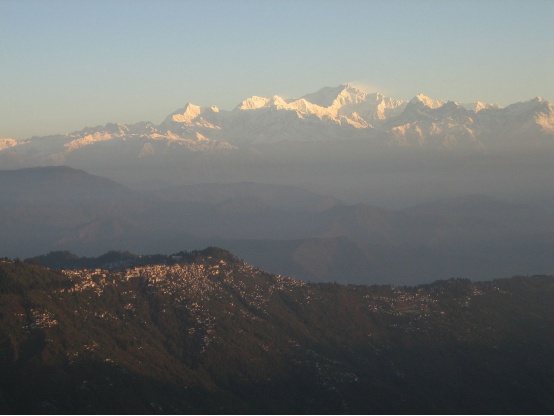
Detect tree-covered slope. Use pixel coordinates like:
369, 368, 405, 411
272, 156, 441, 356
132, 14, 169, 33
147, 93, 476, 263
1, 250, 554, 413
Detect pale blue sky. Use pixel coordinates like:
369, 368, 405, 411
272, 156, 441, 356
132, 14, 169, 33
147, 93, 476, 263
1, 0, 553, 139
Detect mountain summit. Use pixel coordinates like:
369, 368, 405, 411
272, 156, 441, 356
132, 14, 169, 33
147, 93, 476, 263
5, 80, 551, 147
167, 84, 552, 147
1, 84, 553, 175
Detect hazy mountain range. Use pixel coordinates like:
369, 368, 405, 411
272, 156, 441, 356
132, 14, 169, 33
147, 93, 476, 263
2, 84, 554, 208
2, 166, 554, 285
1, 84, 554, 282
2, 85, 554, 413
3, 84, 553, 154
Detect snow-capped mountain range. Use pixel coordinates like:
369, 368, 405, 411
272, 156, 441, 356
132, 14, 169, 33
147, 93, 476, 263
1, 84, 553, 168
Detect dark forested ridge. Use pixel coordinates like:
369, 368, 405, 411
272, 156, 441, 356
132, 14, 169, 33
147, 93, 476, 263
1, 249, 554, 414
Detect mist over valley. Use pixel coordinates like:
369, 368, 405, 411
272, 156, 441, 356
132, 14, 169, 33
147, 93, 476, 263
1, 83, 554, 285
3, 0, 554, 411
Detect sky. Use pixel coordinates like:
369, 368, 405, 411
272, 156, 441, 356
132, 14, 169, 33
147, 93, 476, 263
1, 0, 553, 139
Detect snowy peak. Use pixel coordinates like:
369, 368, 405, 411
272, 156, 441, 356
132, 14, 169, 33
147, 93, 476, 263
502, 97, 554, 118
231, 84, 402, 126
301, 85, 350, 107
236, 92, 337, 121
526, 97, 554, 132
409, 94, 444, 109
162, 103, 221, 130
334, 84, 368, 106
237, 95, 288, 110
460, 101, 500, 112
154, 86, 553, 149
340, 92, 407, 122
71, 122, 158, 138
0, 118, 237, 168
285, 98, 321, 115
171, 103, 203, 123
237, 96, 271, 110
4, 85, 552, 159
0, 138, 18, 150
301, 84, 367, 109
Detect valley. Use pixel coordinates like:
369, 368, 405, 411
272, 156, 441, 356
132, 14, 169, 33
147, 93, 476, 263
3, 2, 553, 413
2, 166, 554, 285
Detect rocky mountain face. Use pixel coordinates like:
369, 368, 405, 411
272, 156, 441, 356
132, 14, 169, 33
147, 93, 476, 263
1, 250, 554, 413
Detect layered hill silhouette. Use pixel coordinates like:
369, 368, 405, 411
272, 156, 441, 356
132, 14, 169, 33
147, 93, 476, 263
3, 84, 554, 414
2, 85, 554, 282
1, 250, 554, 413
2, 166, 554, 284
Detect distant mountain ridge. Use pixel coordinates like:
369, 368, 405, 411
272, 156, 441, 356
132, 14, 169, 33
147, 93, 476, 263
138, 84, 554, 150
1, 85, 553, 163
2, 84, 553, 194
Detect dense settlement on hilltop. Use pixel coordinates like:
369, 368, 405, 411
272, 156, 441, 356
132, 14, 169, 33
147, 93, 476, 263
36, 255, 497, 349
2, 253, 554, 413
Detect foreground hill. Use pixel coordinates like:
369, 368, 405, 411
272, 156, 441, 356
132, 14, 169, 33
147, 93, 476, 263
1, 249, 554, 413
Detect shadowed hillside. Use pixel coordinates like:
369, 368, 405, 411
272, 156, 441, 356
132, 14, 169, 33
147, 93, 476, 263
1, 250, 554, 413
